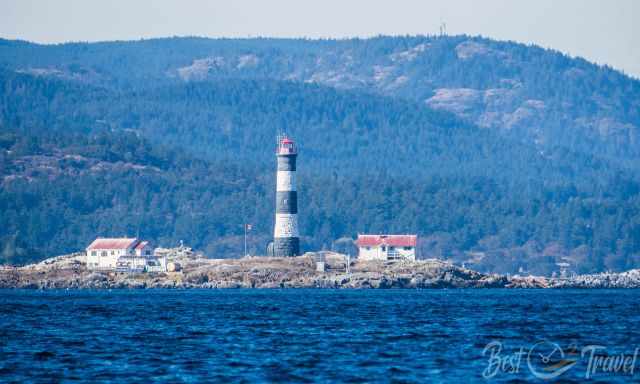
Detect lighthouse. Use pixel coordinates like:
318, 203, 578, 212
273, 136, 300, 256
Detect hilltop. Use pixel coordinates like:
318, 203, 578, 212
2, 35, 638, 162
0, 36, 639, 275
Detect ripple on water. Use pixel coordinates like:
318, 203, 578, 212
1, 289, 639, 383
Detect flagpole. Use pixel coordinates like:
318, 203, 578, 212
244, 224, 247, 257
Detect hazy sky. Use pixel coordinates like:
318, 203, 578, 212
1, 0, 638, 77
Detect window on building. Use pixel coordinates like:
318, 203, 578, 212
91, 251, 96, 256
404, 246, 412, 251
366, 246, 371, 251
101, 251, 107, 257
145, 250, 151, 256
381, 246, 386, 251
111, 250, 115, 255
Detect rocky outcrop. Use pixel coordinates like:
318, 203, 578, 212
2, 254, 640, 289
546, 269, 640, 288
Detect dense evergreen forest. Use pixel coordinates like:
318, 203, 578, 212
0, 35, 639, 275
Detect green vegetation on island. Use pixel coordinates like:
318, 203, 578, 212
0, 35, 639, 275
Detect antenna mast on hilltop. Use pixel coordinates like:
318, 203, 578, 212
439, 20, 447, 37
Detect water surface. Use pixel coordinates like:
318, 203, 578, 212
1, 289, 639, 382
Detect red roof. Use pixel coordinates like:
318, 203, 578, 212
356, 235, 417, 247
87, 238, 139, 250
277, 136, 297, 154
135, 241, 149, 250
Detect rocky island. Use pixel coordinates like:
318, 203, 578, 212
1, 252, 640, 289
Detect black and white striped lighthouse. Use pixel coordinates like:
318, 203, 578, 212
273, 136, 300, 256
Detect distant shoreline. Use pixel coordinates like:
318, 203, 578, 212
2, 253, 640, 289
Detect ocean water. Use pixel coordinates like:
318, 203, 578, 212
1, 289, 640, 383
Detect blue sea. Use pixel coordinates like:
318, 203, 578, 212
1, 289, 640, 383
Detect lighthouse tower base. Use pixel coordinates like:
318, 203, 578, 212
274, 237, 300, 257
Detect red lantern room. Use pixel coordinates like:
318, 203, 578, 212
277, 136, 297, 155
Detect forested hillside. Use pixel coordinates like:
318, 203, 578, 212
2, 35, 637, 162
1, 36, 639, 275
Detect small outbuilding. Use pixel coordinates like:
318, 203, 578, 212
356, 234, 417, 261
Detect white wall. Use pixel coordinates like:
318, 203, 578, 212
86, 249, 118, 269
86, 247, 136, 270
86, 244, 165, 272
358, 246, 384, 261
135, 244, 153, 257
388, 246, 416, 261
358, 246, 416, 261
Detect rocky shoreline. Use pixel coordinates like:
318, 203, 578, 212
1, 253, 640, 289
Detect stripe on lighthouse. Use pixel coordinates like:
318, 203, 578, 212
276, 191, 297, 213
277, 156, 296, 171
276, 171, 296, 192
274, 213, 299, 237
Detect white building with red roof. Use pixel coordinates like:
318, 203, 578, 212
86, 237, 163, 271
356, 234, 417, 261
